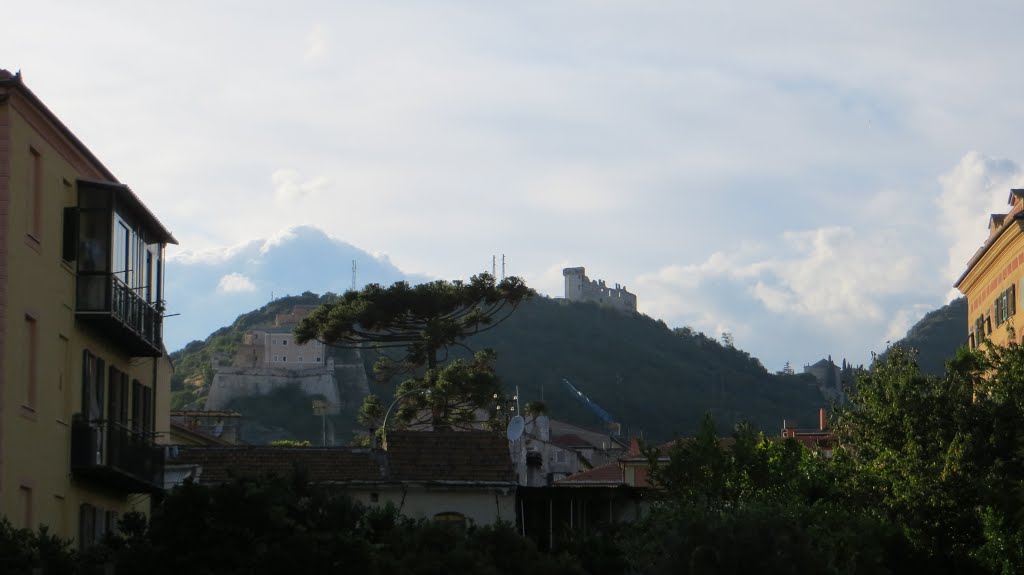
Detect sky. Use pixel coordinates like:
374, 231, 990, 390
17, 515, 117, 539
5, 1, 1024, 370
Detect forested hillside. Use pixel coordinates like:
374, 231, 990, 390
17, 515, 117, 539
887, 297, 967, 376
170, 293, 827, 442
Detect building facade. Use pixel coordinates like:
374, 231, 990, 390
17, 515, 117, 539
956, 189, 1024, 348
0, 70, 174, 545
562, 267, 637, 312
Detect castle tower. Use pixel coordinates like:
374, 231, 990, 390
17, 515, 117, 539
563, 267, 587, 301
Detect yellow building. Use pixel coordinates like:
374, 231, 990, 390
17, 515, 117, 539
955, 189, 1024, 348
0, 70, 174, 546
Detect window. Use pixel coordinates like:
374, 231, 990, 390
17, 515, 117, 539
108, 367, 129, 429
132, 380, 153, 435
24, 313, 38, 410
78, 504, 113, 549
282, 356, 287, 362
433, 512, 467, 527
18, 485, 32, 529
82, 351, 105, 421
315, 357, 321, 363
996, 285, 1017, 326
297, 356, 303, 362
282, 339, 288, 346
27, 147, 42, 241
986, 315, 993, 335
62, 207, 78, 262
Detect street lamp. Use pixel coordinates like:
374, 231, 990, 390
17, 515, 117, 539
380, 388, 430, 448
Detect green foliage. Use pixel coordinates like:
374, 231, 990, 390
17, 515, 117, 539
269, 440, 312, 447
169, 388, 198, 410
832, 343, 1024, 572
41, 474, 585, 575
169, 292, 331, 391
0, 518, 76, 575
295, 274, 533, 370
629, 414, 918, 574
226, 385, 334, 444
168, 289, 826, 443
463, 297, 825, 439
296, 274, 533, 431
885, 296, 967, 376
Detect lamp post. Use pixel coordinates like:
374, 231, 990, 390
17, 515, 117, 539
380, 388, 430, 448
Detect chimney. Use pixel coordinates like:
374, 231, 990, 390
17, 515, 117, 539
819, 407, 827, 431
629, 436, 641, 455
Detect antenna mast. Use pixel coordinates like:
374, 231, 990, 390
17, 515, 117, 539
501, 254, 506, 279
351, 260, 357, 291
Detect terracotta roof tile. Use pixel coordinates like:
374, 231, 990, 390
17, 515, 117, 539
555, 462, 624, 486
385, 430, 515, 482
173, 446, 384, 484
175, 431, 517, 486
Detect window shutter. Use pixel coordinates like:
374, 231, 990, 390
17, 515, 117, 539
62, 207, 78, 262
1012, 285, 1017, 316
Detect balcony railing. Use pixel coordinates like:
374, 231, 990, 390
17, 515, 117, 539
71, 417, 164, 493
76, 274, 163, 357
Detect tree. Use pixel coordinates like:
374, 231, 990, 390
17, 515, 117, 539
721, 332, 734, 348
295, 273, 533, 431
833, 343, 1024, 573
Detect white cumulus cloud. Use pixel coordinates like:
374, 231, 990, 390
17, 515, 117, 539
217, 272, 257, 294
272, 169, 330, 204
937, 152, 1024, 297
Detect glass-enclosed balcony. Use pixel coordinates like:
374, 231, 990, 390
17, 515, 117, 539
72, 180, 177, 357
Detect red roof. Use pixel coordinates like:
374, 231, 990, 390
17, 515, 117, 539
554, 462, 624, 487
174, 430, 516, 486
385, 431, 515, 482
174, 446, 384, 484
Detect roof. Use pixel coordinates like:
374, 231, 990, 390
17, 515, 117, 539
173, 430, 516, 486
0, 70, 177, 245
168, 421, 234, 446
173, 446, 384, 484
955, 211, 1024, 288
550, 434, 590, 448
555, 461, 624, 487
385, 430, 515, 482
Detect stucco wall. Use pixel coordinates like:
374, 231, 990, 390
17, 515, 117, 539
347, 485, 517, 526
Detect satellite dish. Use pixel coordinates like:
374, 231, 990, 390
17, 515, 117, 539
506, 415, 525, 441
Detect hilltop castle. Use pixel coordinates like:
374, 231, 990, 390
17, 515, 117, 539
562, 267, 637, 312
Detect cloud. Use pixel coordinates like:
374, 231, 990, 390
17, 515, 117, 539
634, 224, 926, 369
217, 272, 257, 293
272, 169, 330, 204
937, 152, 1024, 296
305, 24, 327, 60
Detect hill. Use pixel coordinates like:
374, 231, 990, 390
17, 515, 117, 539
170, 294, 828, 443
887, 297, 967, 376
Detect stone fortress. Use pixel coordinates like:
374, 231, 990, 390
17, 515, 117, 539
562, 266, 637, 312
204, 305, 368, 415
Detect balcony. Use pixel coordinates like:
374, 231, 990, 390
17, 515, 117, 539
71, 417, 164, 494
76, 274, 163, 357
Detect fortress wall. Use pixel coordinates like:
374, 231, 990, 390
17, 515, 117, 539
206, 366, 342, 413
563, 266, 637, 312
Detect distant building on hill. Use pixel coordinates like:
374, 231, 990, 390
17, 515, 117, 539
956, 189, 1024, 348
562, 266, 637, 312
235, 305, 327, 368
